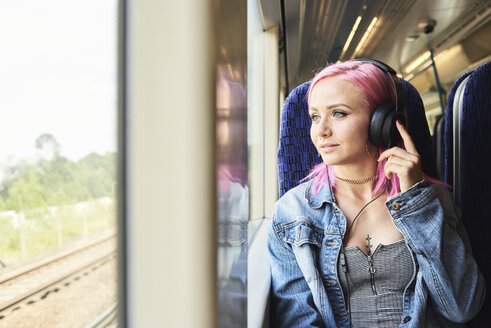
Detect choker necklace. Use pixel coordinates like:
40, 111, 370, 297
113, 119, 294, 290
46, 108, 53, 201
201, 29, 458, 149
335, 175, 379, 184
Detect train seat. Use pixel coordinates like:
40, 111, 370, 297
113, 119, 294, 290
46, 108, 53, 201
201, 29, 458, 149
432, 114, 444, 180
400, 79, 439, 179
278, 78, 439, 197
441, 61, 491, 326
277, 81, 319, 197
441, 70, 473, 185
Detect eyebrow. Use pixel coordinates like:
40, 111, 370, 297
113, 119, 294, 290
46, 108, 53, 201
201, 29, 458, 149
309, 103, 353, 111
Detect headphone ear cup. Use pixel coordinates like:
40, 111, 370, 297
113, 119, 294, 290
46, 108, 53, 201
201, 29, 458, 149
391, 111, 406, 145
369, 103, 395, 148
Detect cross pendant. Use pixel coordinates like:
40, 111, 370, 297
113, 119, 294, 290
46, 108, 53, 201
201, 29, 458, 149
366, 234, 373, 256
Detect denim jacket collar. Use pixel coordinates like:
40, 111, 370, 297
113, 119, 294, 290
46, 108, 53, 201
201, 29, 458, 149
306, 178, 336, 209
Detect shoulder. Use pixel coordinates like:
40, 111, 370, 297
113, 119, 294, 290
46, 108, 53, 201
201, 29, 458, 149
273, 181, 310, 222
272, 180, 332, 229
275, 181, 310, 212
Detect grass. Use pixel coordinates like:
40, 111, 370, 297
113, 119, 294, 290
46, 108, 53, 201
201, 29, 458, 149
0, 198, 116, 264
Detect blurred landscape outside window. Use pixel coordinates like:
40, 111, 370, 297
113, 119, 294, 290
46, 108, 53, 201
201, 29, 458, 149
0, 1, 117, 326
0, 0, 117, 265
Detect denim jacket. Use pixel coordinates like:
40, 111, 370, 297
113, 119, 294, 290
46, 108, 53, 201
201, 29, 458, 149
268, 179, 486, 327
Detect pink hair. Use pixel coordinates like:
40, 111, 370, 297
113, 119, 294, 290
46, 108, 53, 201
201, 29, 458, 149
304, 60, 443, 197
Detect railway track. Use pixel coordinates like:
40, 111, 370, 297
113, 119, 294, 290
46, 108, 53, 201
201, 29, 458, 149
85, 302, 118, 328
0, 232, 117, 320
0, 231, 116, 286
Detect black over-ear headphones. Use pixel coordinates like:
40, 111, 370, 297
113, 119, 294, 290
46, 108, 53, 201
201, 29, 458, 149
355, 58, 406, 148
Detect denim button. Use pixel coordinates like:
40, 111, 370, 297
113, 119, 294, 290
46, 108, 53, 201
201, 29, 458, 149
403, 316, 411, 323
323, 279, 336, 286
391, 202, 404, 210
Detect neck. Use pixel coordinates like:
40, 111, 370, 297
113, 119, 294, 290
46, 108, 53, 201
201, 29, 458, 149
335, 180, 376, 201
332, 161, 379, 200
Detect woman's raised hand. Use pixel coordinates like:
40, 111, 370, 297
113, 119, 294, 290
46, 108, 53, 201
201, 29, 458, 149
378, 120, 423, 192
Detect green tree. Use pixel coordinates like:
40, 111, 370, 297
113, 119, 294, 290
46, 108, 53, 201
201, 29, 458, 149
35, 133, 61, 161
0, 133, 117, 210
39, 156, 82, 205
77, 152, 115, 199
6, 166, 46, 211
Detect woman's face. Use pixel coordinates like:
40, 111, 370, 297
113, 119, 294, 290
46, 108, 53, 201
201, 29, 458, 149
309, 77, 373, 166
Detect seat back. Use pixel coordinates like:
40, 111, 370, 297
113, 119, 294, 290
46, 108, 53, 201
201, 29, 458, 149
441, 70, 473, 185
277, 81, 320, 197
441, 61, 491, 326
401, 79, 439, 179
277, 79, 439, 196
432, 114, 444, 179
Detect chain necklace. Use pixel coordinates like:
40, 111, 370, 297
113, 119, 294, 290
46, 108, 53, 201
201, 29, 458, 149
335, 175, 379, 184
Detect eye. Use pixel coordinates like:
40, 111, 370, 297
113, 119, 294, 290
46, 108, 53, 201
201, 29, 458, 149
310, 113, 320, 122
332, 111, 348, 118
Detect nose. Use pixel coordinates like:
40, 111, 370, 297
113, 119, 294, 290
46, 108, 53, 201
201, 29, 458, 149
316, 118, 331, 140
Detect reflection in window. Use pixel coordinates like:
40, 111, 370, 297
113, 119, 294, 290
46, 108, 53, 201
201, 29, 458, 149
215, 0, 248, 327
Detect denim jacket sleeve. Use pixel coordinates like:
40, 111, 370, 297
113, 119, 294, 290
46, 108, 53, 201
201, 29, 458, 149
387, 181, 486, 323
268, 203, 326, 328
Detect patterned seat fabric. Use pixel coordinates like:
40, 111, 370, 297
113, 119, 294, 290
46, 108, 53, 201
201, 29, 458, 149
441, 61, 491, 326
277, 81, 319, 197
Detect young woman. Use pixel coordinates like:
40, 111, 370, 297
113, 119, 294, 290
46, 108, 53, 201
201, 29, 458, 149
268, 60, 485, 327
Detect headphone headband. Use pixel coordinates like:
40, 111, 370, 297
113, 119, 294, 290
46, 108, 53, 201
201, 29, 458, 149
354, 58, 406, 148
355, 58, 405, 116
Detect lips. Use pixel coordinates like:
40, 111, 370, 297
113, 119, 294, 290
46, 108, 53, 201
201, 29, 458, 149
319, 143, 339, 152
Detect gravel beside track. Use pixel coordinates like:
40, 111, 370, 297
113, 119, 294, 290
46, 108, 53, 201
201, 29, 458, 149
0, 254, 117, 328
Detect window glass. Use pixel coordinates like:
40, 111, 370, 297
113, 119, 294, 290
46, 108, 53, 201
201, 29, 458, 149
0, 1, 118, 327
216, 0, 248, 327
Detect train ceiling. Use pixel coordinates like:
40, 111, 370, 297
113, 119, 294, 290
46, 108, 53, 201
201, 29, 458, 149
258, 0, 491, 91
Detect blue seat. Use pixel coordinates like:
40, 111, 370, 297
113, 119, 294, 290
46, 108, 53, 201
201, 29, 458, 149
441, 61, 491, 326
441, 70, 473, 185
278, 79, 439, 196
402, 79, 439, 180
277, 81, 319, 197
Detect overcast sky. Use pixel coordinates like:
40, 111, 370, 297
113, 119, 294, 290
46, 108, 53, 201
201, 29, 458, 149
0, 0, 117, 171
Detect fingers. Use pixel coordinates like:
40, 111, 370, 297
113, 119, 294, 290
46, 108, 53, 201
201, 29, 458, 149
378, 146, 419, 163
396, 120, 418, 155
383, 156, 414, 179
378, 124, 424, 191
377, 122, 419, 162
384, 158, 423, 191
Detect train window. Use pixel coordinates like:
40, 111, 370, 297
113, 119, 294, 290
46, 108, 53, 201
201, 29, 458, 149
248, 0, 280, 222
0, 1, 118, 327
216, 0, 280, 325
247, 0, 280, 326
216, 0, 248, 326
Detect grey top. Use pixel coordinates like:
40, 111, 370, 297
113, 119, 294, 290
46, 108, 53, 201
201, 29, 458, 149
337, 239, 414, 328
